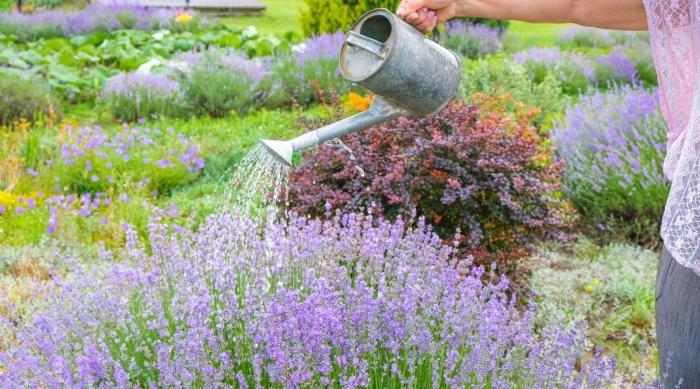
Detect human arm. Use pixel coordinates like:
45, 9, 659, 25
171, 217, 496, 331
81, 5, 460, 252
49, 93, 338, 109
396, 0, 647, 33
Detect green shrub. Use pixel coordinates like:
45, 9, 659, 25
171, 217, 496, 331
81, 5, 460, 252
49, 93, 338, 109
460, 55, 565, 125
0, 74, 60, 127
183, 70, 258, 118
529, 241, 656, 374
300, 0, 400, 36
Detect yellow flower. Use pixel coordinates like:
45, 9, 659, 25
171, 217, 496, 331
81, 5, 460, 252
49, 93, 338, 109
592, 278, 600, 287
583, 284, 593, 293
175, 12, 193, 24
0, 191, 18, 207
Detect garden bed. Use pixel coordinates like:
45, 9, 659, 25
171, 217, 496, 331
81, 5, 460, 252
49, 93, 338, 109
0, 1, 666, 385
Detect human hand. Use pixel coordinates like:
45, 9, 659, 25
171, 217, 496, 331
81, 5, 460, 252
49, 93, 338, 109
396, 0, 459, 33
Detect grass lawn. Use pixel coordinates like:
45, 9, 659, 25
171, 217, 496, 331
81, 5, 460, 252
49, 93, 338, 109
218, 0, 306, 35
503, 21, 569, 51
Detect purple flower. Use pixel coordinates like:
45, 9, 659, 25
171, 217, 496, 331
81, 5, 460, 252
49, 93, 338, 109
444, 20, 501, 57
0, 205, 5, 214
103, 73, 182, 101
91, 175, 100, 182
156, 159, 170, 169
0, 3, 193, 38
514, 47, 596, 83
292, 30, 346, 66
597, 49, 638, 84
552, 86, 668, 209
15, 206, 25, 215
0, 211, 624, 387
176, 48, 268, 86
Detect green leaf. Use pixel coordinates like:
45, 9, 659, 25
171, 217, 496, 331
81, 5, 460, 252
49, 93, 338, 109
174, 39, 194, 51
47, 63, 85, 84
39, 38, 71, 54
19, 50, 43, 65
216, 33, 242, 48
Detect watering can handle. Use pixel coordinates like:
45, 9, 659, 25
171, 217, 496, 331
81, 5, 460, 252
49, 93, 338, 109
431, 27, 440, 43
346, 26, 441, 58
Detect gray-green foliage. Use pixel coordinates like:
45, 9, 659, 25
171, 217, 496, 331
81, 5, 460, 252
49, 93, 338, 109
183, 69, 258, 118
529, 241, 656, 372
459, 56, 565, 125
0, 72, 60, 126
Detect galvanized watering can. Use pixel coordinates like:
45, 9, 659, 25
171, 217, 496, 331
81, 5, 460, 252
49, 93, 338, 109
260, 8, 461, 166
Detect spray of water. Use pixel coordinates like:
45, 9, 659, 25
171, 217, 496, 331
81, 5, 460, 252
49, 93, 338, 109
223, 144, 291, 215
324, 139, 366, 177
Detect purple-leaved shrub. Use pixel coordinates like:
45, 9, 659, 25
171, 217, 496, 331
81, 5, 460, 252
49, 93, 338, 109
288, 101, 573, 270
0, 211, 621, 387
552, 86, 668, 244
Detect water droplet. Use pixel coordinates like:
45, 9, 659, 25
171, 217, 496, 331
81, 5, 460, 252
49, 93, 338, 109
222, 144, 291, 215
323, 139, 366, 178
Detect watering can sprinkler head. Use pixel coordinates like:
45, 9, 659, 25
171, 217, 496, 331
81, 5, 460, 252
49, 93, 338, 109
258, 8, 461, 166
259, 139, 294, 166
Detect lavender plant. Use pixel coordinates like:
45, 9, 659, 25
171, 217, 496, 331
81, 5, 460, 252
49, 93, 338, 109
596, 49, 639, 87
42, 123, 204, 195
552, 86, 668, 244
176, 49, 267, 117
0, 3, 189, 42
103, 72, 184, 123
513, 47, 595, 95
265, 31, 351, 107
556, 25, 650, 49
444, 20, 502, 59
0, 211, 625, 387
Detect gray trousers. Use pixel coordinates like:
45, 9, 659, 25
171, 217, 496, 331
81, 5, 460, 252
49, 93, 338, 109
656, 248, 700, 387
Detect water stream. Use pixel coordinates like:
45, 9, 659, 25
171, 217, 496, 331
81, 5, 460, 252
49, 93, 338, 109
323, 139, 365, 177
223, 144, 291, 214
223, 138, 365, 215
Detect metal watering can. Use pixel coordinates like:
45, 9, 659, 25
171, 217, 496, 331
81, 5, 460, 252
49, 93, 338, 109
260, 8, 461, 166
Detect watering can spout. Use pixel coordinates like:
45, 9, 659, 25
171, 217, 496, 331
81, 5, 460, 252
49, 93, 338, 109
260, 139, 294, 166
259, 96, 405, 166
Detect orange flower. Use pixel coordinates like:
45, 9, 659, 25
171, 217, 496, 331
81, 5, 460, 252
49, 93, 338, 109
344, 92, 374, 113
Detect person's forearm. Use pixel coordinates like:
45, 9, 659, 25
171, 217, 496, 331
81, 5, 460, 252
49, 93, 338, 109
455, 0, 647, 30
